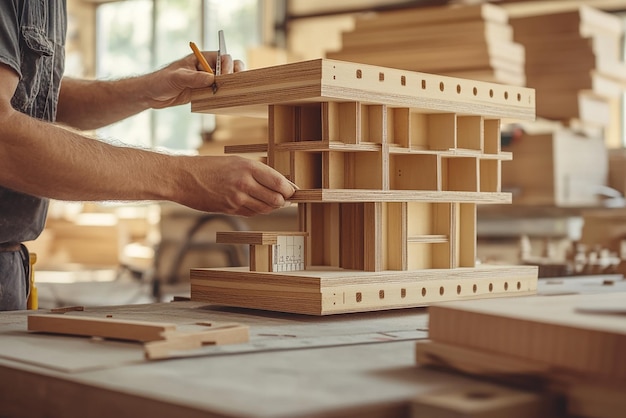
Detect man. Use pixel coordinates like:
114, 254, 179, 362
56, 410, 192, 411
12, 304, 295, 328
0, 1, 295, 310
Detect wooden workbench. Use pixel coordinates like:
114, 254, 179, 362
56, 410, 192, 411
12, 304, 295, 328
1, 276, 624, 418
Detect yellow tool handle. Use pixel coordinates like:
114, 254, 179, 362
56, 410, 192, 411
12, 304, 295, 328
27, 252, 37, 310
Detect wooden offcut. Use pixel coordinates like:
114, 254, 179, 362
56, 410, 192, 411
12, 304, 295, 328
427, 292, 626, 382
27, 314, 249, 360
189, 59, 537, 315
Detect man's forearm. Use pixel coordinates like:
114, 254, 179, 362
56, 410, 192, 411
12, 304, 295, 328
0, 109, 179, 202
55, 76, 153, 131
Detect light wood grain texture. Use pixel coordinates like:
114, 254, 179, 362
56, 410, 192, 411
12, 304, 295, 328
342, 20, 513, 51
27, 314, 249, 360
323, 3, 525, 86
144, 324, 249, 360
415, 339, 625, 418
28, 314, 176, 342
288, 189, 511, 204
327, 41, 524, 75
351, 3, 509, 32
509, 5, 626, 131
191, 59, 535, 121
217, 231, 308, 246
427, 292, 626, 382
191, 265, 538, 315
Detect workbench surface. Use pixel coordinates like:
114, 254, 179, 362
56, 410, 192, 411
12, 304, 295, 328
0, 301, 439, 418
1, 276, 623, 418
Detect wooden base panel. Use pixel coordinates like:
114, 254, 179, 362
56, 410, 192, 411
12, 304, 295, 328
190, 265, 538, 315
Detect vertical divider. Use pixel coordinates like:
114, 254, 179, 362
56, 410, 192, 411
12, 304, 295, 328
484, 119, 501, 154
432, 203, 453, 269
364, 202, 383, 272
268, 105, 294, 178
459, 203, 476, 267
386, 202, 407, 271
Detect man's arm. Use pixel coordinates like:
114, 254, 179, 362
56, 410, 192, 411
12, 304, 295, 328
0, 63, 294, 217
56, 51, 243, 130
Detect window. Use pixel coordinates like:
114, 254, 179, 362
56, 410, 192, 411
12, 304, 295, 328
96, 0, 259, 151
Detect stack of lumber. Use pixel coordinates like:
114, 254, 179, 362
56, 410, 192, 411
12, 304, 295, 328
327, 3, 526, 86
510, 6, 626, 144
416, 292, 626, 418
501, 124, 608, 207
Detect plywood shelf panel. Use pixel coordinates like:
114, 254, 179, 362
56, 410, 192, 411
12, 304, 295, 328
290, 189, 511, 203
407, 235, 449, 243
191, 59, 535, 121
216, 231, 308, 246
274, 141, 381, 152
387, 145, 512, 161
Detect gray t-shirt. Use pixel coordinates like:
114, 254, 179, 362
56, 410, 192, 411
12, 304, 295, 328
0, 0, 66, 309
0, 0, 66, 243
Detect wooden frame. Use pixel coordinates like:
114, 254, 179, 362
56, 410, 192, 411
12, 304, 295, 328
189, 59, 537, 315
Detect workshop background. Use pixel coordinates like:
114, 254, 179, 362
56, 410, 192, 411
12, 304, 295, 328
27, 0, 626, 308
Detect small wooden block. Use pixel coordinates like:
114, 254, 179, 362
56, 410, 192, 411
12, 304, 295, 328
144, 324, 249, 360
217, 231, 307, 246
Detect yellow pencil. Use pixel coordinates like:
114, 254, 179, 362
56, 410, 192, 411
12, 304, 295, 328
189, 41, 214, 75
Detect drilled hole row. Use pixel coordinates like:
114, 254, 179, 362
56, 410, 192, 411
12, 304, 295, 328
354, 69, 527, 103
354, 281, 522, 303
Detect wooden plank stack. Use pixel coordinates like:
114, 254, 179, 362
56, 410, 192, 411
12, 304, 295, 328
416, 292, 626, 418
501, 125, 608, 207
327, 3, 526, 86
510, 5, 626, 145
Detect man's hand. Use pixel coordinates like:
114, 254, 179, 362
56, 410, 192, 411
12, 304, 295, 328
57, 52, 245, 130
171, 155, 296, 217
145, 52, 245, 109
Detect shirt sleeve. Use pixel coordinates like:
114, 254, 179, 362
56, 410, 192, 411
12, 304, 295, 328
0, 1, 22, 77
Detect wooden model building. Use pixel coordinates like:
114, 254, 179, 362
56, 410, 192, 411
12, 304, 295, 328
189, 59, 538, 315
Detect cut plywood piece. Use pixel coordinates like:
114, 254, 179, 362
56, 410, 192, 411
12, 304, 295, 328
27, 314, 175, 343
27, 314, 249, 360
190, 265, 538, 315
191, 59, 535, 121
428, 292, 626, 382
289, 189, 511, 204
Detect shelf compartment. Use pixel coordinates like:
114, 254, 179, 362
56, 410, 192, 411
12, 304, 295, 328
480, 159, 500, 193
390, 154, 440, 191
409, 112, 456, 151
361, 104, 386, 144
484, 119, 501, 155
457, 115, 483, 152
442, 156, 479, 192
324, 101, 359, 144
387, 107, 410, 148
